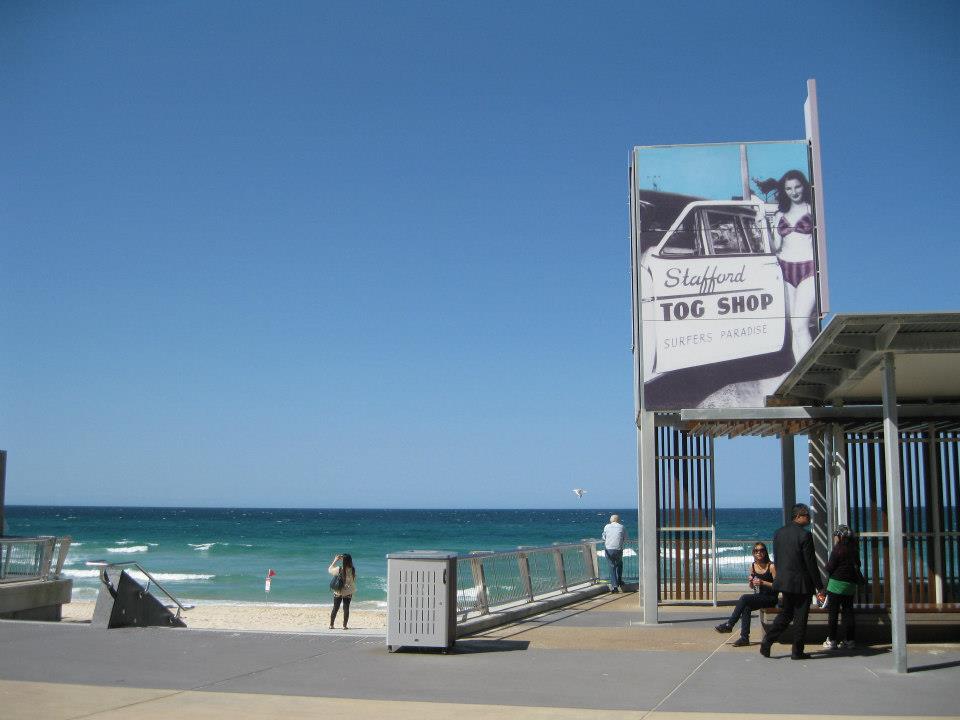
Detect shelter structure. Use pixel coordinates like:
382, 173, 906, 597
636, 312, 960, 674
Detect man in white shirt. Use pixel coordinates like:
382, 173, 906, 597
602, 514, 627, 592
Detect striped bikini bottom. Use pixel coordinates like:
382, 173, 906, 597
779, 259, 815, 288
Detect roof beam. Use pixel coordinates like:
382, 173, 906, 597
888, 331, 960, 352
817, 354, 860, 370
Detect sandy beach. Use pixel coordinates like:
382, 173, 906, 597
62, 600, 387, 632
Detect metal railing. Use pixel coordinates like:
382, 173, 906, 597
713, 539, 773, 584
85, 561, 195, 618
0, 536, 72, 584
456, 541, 603, 620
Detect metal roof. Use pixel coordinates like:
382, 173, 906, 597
771, 312, 960, 405
662, 312, 960, 438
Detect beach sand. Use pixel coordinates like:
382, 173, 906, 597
62, 601, 387, 632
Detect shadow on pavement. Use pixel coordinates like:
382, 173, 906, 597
907, 658, 960, 673
451, 639, 530, 654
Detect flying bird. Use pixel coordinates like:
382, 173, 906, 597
573, 488, 587, 499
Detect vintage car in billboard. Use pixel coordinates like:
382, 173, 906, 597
637, 192, 786, 380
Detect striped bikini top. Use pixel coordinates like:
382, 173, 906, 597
777, 213, 813, 237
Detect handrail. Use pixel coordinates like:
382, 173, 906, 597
455, 540, 602, 621
0, 536, 70, 583
85, 561, 195, 616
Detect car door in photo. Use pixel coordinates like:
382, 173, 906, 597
639, 200, 786, 378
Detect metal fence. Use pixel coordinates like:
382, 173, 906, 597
0, 536, 72, 584
456, 541, 602, 620
713, 539, 773, 585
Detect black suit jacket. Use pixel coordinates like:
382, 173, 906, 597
772, 521, 823, 595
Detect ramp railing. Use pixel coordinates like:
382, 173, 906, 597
455, 541, 602, 621
86, 561, 194, 618
0, 536, 72, 584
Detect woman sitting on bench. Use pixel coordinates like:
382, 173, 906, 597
715, 542, 778, 646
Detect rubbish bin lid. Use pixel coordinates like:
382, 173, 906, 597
386, 550, 459, 560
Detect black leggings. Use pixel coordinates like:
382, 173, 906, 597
826, 591, 855, 641
331, 595, 351, 627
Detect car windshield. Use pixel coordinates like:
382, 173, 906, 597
660, 214, 700, 256
703, 210, 766, 255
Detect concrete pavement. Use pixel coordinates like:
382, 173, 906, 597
1, 591, 958, 719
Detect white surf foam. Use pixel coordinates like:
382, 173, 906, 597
107, 545, 148, 554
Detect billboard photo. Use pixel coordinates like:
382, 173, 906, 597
631, 141, 822, 410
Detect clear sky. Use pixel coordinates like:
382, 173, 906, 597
2, 2, 958, 509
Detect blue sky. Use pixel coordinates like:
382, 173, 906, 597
2, 1, 958, 509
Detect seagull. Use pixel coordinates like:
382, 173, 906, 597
573, 488, 587, 499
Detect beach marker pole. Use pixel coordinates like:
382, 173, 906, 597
265, 568, 276, 594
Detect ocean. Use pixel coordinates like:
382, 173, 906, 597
5, 506, 782, 609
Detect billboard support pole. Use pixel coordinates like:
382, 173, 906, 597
630, 150, 659, 624
805, 78, 830, 316
739, 144, 750, 200
639, 413, 658, 623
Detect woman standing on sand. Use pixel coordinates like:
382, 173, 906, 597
328, 553, 356, 630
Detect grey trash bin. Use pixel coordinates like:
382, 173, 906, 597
386, 550, 457, 652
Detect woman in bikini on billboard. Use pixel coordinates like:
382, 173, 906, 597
772, 169, 816, 364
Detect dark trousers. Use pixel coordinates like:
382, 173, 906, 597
762, 591, 812, 655
826, 591, 855, 642
331, 595, 351, 627
605, 548, 624, 588
727, 592, 777, 639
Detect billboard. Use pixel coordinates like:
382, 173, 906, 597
630, 141, 824, 410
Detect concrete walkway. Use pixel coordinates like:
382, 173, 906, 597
1, 591, 958, 719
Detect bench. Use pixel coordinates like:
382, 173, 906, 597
759, 603, 960, 643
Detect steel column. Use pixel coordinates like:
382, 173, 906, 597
639, 411, 658, 624
780, 435, 796, 526
881, 353, 908, 673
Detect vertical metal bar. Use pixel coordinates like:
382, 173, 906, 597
881, 354, 908, 674
867, 433, 881, 604
640, 411, 658, 624
696, 433, 705, 599
518, 553, 534, 602
553, 548, 567, 592
832, 425, 848, 526
739, 143, 751, 201
927, 423, 944, 604
809, 433, 830, 568
470, 557, 489, 616
681, 431, 689, 600
804, 78, 830, 314
825, 429, 835, 542
707, 435, 717, 607
781, 434, 796, 526
54, 537, 72, 577
39, 537, 55, 579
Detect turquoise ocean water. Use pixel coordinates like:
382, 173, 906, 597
6, 506, 781, 609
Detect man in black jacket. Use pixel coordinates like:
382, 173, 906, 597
760, 503, 824, 660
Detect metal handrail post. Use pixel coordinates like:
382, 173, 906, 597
581, 542, 597, 583
517, 552, 534, 601
468, 556, 490, 615
553, 547, 567, 592
710, 527, 717, 606
39, 537, 56, 580
53, 537, 72, 577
